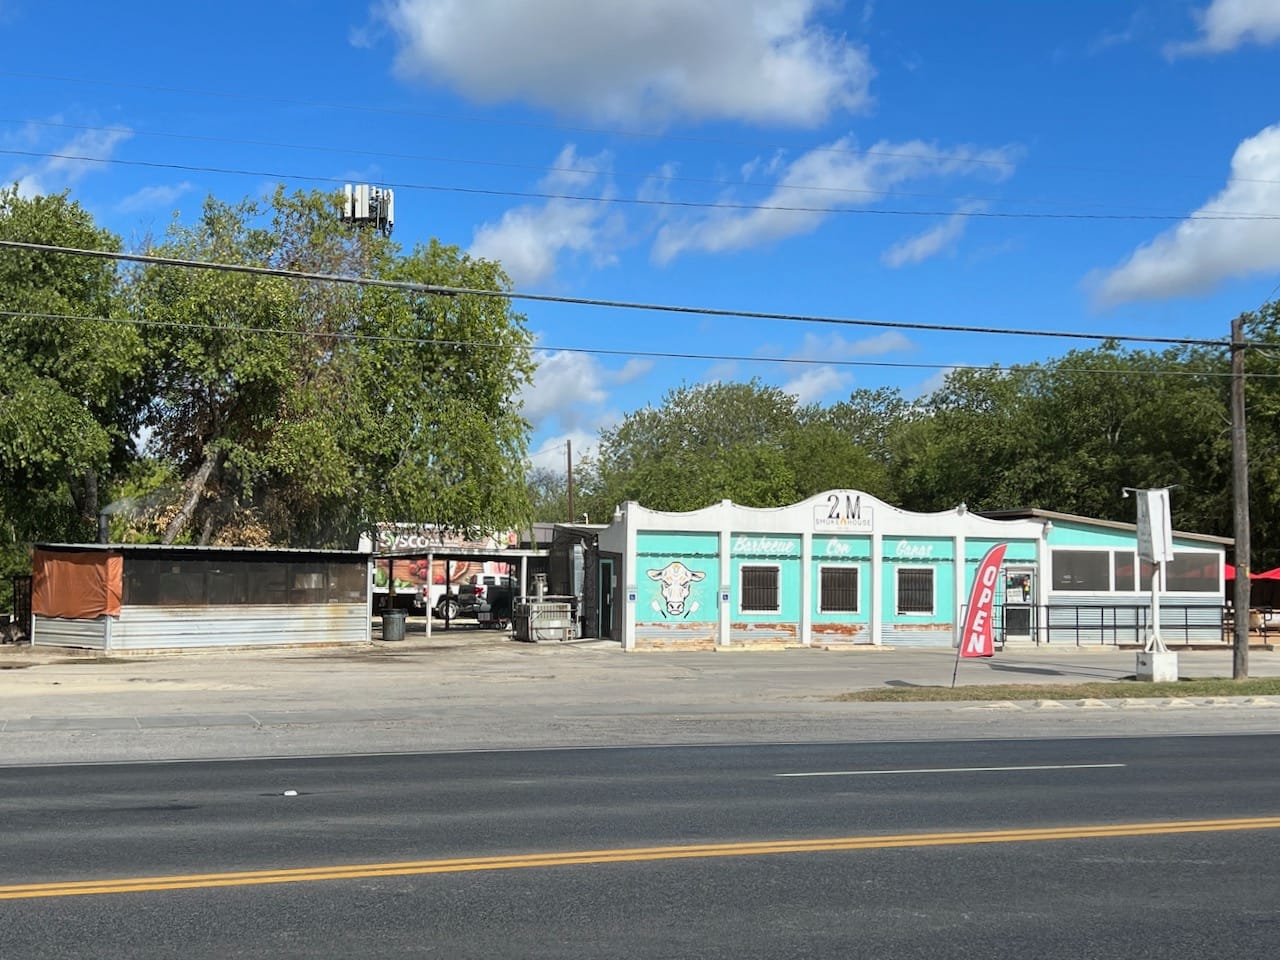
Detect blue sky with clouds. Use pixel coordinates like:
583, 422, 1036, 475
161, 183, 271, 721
5, 1, 1280, 472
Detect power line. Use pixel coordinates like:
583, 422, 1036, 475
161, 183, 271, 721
1, 116, 1251, 216
0, 239, 1235, 349
4, 148, 1278, 223
1, 308, 1260, 380
6, 69, 1276, 190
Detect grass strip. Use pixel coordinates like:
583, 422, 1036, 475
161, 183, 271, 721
837, 678, 1280, 702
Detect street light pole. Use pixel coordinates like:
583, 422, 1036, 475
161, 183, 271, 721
1125, 485, 1178, 682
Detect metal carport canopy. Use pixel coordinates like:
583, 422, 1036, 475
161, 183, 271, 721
377, 545, 548, 637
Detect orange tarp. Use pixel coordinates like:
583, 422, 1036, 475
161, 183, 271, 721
32, 549, 122, 619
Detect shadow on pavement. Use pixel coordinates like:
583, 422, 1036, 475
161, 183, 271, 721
985, 663, 1066, 677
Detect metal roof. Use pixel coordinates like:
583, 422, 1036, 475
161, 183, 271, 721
377, 544, 548, 560
37, 543, 371, 556
975, 509, 1233, 546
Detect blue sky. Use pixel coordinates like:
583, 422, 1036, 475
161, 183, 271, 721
5, 1, 1280, 472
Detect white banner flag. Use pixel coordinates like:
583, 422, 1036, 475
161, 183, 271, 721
1136, 489, 1174, 564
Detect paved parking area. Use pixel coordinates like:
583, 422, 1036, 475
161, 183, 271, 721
2, 635, 1279, 764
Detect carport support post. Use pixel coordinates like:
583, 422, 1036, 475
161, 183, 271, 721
426, 552, 433, 638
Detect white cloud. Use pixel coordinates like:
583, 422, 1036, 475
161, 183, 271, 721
1091, 122, 1280, 305
10, 124, 131, 197
518, 347, 645, 446
117, 181, 194, 214
614, 358, 655, 385
912, 366, 956, 399
781, 365, 853, 404
652, 137, 1016, 264
792, 330, 913, 360
528, 430, 602, 474
881, 204, 981, 267
520, 349, 609, 431
775, 331, 909, 404
637, 162, 679, 205
1167, 0, 1280, 56
377, 0, 873, 126
469, 145, 623, 285
700, 360, 740, 385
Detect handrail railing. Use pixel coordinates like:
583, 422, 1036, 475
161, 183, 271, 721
1001, 603, 1233, 647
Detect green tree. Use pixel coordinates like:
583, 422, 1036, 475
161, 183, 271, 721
0, 187, 146, 555
889, 365, 1035, 513
580, 378, 892, 515
526, 464, 571, 523
129, 187, 534, 547
888, 345, 1232, 536
1240, 301, 1280, 569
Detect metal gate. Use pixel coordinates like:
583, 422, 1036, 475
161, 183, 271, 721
8, 574, 32, 643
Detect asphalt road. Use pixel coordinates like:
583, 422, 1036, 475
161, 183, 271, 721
4, 735, 1280, 958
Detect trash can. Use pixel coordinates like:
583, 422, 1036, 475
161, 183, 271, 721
381, 608, 406, 642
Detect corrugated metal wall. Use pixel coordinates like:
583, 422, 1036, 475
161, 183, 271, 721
32, 616, 109, 649
111, 603, 368, 651
1044, 596, 1223, 645
881, 624, 957, 647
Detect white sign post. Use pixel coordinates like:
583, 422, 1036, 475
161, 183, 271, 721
1131, 487, 1178, 682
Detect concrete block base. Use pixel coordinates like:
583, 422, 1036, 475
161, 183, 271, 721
1135, 650, 1178, 683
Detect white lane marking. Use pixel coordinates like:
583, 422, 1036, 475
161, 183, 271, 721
776, 763, 1126, 778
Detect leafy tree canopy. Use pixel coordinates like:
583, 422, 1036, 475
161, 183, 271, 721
0, 186, 145, 548
126, 187, 534, 547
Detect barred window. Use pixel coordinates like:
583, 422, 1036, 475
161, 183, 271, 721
740, 565, 779, 612
820, 567, 859, 613
896, 568, 934, 615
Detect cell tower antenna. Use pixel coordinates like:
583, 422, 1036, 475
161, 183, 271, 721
341, 183, 395, 237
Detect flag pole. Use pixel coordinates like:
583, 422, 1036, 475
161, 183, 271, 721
951, 603, 966, 688
954, 544, 1008, 686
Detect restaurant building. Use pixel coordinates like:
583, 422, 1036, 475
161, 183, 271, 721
594, 491, 1230, 650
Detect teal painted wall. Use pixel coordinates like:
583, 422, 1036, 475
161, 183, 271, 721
811, 535, 871, 623
636, 531, 719, 623
880, 537, 954, 623
730, 532, 801, 622
881, 537, 955, 562
1048, 521, 1138, 549
636, 531, 718, 556
1046, 521, 1210, 552
966, 538, 1038, 563
882, 559, 956, 623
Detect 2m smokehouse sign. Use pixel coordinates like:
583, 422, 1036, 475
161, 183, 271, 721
813, 494, 873, 532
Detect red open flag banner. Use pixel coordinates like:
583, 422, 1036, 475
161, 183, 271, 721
960, 543, 1009, 658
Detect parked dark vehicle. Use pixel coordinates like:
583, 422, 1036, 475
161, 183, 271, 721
435, 574, 517, 627
462, 575, 517, 628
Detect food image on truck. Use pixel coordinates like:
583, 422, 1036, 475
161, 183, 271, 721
372, 524, 515, 612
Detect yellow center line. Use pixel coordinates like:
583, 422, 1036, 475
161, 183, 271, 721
5, 815, 1280, 900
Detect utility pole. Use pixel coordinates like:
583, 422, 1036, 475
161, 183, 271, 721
1231, 313, 1251, 679
566, 440, 575, 523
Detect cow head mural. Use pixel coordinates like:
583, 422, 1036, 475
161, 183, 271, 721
646, 561, 706, 618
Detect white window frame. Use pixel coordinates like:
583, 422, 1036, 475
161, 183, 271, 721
895, 566, 935, 616
818, 564, 860, 614
1050, 548, 1112, 592
1165, 550, 1220, 593
739, 563, 781, 614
